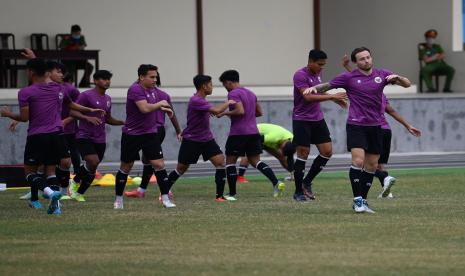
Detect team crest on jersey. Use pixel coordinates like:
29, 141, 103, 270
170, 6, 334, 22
96, 101, 100, 105
58, 92, 64, 100
357, 80, 361, 84
374, 77, 382, 83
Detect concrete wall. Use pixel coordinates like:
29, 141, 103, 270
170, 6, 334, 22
1, 95, 464, 164
0, 0, 314, 87
320, 0, 465, 91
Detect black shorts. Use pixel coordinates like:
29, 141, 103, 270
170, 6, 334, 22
120, 133, 163, 163
292, 119, 332, 147
225, 134, 262, 157
178, 139, 223, 164
24, 132, 66, 166
77, 139, 106, 162
61, 133, 79, 159
378, 129, 392, 164
156, 126, 166, 144
346, 124, 383, 154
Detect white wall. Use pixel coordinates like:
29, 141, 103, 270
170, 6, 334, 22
0, 0, 198, 87
203, 0, 314, 86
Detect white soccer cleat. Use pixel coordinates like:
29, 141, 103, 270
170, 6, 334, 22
353, 197, 365, 213
380, 176, 396, 198
162, 200, 176, 208
224, 195, 237, 201
362, 199, 376, 214
113, 199, 124, 210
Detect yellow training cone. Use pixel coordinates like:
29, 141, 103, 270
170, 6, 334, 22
95, 173, 116, 186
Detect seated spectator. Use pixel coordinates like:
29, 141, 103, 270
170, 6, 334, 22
59, 24, 94, 87
419, 29, 455, 92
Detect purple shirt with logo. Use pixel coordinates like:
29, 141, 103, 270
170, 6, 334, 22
18, 82, 69, 136
61, 82, 80, 134
181, 94, 214, 142
155, 88, 171, 128
122, 82, 158, 135
329, 68, 393, 126
227, 87, 259, 136
381, 94, 391, 130
76, 89, 112, 143
293, 67, 324, 121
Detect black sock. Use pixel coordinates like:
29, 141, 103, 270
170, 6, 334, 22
74, 164, 87, 183
140, 164, 153, 190
154, 169, 170, 195
349, 166, 362, 198
55, 166, 70, 188
294, 158, 306, 194
374, 169, 388, 187
360, 170, 375, 199
238, 165, 248, 177
256, 161, 279, 186
226, 165, 237, 196
215, 168, 226, 198
115, 170, 128, 196
77, 172, 95, 195
46, 176, 60, 191
27, 174, 43, 201
303, 155, 329, 186
167, 170, 181, 191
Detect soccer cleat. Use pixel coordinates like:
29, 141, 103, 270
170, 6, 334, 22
158, 190, 174, 203
114, 199, 124, 209
69, 179, 80, 193
124, 189, 145, 198
224, 194, 237, 201
352, 197, 365, 213
293, 193, 307, 202
215, 196, 227, 202
47, 192, 62, 215
381, 176, 396, 198
28, 200, 43, 209
60, 195, 72, 200
162, 200, 176, 208
362, 199, 376, 214
302, 183, 316, 200
273, 182, 286, 197
71, 193, 86, 202
387, 192, 394, 198
237, 175, 249, 183
284, 175, 294, 182
19, 191, 32, 200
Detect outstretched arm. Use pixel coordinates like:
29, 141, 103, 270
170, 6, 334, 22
1, 106, 29, 122
385, 75, 411, 88
385, 104, 421, 137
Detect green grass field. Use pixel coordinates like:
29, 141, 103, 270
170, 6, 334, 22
1, 167, 465, 275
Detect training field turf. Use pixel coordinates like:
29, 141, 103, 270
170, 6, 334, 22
1, 167, 465, 275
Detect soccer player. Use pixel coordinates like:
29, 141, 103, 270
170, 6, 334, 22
0, 59, 101, 214
161, 74, 235, 201
113, 64, 174, 209
307, 47, 411, 213
69, 70, 124, 202
342, 55, 422, 198
217, 70, 285, 200
125, 66, 182, 199
237, 123, 295, 183
292, 49, 348, 202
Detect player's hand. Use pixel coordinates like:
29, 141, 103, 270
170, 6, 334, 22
216, 112, 225, 118
303, 87, 318, 95
0, 106, 12, 117
8, 120, 19, 132
331, 92, 348, 101
227, 100, 236, 105
158, 100, 170, 108
342, 54, 350, 67
85, 116, 103, 126
90, 108, 106, 116
21, 48, 36, 59
408, 126, 421, 137
161, 106, 174, 118
385, 74, 401, 84
176, 133, 183, 142
333, 99, 348, 109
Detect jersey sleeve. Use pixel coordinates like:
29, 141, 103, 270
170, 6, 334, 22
293, 71, 309, 90
17, 88, 30, 108
329, 72, 349, 89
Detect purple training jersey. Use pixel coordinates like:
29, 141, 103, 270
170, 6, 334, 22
292, 67, 324, 121
122, 82, 158, 135
76, 89, 112, 143
227, 87, 259, 136
381, 94, 391, 130
329, 68, 393, 126
155, 88, 171, 128
18, 82, 69, 136
61, 82, 80, 134
181, 94, 214, 142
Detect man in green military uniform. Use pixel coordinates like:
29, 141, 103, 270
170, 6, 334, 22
237, 123, 295, 183
419, 29, 455, 92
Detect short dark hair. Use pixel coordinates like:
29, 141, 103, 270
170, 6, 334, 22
308, 49, 327, 61
350, 47, 371, 62
63, 72, 73, 83
46, 60, 66, 73
193, 74, 212, 90
26, 58, 47, 77
137, 64, 158, 77
424, 29, 438, 38
219, 70, 239, 83
71, 24, 81, 33
93, 70, 113, 80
